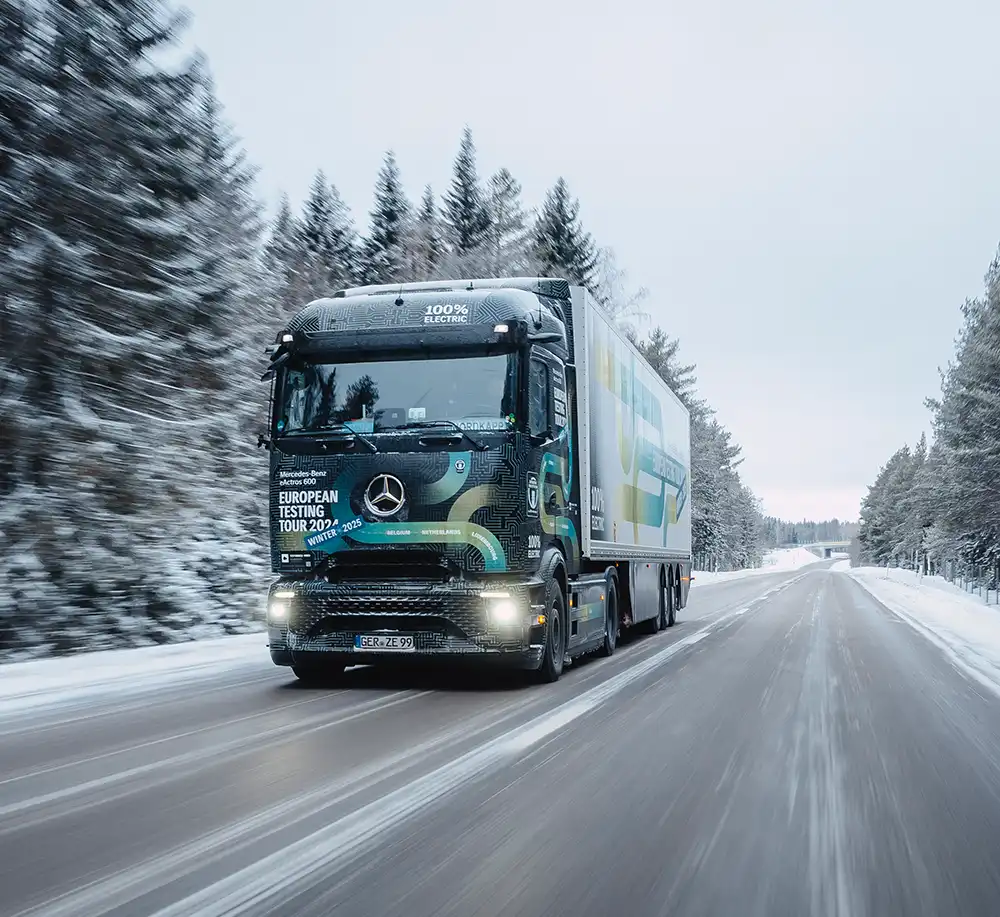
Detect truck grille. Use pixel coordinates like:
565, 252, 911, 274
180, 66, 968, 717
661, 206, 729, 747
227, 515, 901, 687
292, 591, 486, 641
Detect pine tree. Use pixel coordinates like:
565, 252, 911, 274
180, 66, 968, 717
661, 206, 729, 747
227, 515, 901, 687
932, 258, 1000, 562
858, 245, 1000, 584
485, 168, 532, 273
442, 126, 492, 255
0, 0, 40, 500
295, 170, 357, 300
0, 2, 275, 656
636, 327, 706, 417
859, 446, 915, 565
263, 193, 302, 316
359, 151, 412, 285
532, 177, 599, 291
0, 0, 220, 654
407, 184, 446, 280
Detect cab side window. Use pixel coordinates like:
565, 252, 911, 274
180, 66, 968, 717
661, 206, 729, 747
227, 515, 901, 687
528, 358, 551, 438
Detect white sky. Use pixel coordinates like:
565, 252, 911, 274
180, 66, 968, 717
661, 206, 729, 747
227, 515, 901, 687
179, 0, 1000, 522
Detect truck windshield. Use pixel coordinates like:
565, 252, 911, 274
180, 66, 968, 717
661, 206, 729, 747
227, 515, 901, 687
276, 354, 519, 436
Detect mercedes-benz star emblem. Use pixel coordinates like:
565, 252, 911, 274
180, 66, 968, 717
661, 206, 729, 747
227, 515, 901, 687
364, 473, 406, 518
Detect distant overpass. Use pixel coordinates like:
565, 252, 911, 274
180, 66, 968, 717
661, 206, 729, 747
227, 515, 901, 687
802, 541, 852, 560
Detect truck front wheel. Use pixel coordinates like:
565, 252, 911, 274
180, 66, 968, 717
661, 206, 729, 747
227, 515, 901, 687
536, 578, 567, 683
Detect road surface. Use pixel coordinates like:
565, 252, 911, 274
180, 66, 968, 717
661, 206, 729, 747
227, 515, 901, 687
3, 565, 1000, 917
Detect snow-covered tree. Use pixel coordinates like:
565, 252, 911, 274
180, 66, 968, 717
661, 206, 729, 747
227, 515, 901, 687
295, 170, 357, 300
0, 2, 269, 657
635, 327, 706, 418
484, 168, 532, 273
532, 177, 599, 292
407, 184, 447, 280
359, 151, 412, 285
262, 193, 302, 317
442, 127, 492, 256
859, 244, 1000, 585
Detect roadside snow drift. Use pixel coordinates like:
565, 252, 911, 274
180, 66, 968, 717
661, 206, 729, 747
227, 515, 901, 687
847, 566, 1000, 698
692, 547, 824, 586
0, 633, 266, 718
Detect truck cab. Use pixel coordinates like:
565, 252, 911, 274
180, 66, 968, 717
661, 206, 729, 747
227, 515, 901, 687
262, 278, 586, 683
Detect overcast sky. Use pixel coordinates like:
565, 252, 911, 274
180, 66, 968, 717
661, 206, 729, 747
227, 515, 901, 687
180, 0, 1000, 522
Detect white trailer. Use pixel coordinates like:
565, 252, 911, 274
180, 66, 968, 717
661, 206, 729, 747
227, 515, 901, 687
571, 286, 693, 630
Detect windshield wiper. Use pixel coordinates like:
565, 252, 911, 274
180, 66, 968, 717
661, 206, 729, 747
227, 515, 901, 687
399, 420, 489, 452
282, 423, 378, 453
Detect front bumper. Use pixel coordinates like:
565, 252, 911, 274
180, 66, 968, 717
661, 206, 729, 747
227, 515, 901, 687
266, 578, 546, 669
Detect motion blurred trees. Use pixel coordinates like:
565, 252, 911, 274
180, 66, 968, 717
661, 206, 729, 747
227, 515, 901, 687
859, 249, 1000, 587
0, 0, 267, 656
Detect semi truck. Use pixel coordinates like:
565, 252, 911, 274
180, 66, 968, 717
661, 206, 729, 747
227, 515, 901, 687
260, 277, 692, 684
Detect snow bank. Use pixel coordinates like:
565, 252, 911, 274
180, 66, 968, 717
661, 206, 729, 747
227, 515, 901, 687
0, 632, 267, 717
692, 547, 823, 587
846, 566, 1000, 698
830, 559, 852, 572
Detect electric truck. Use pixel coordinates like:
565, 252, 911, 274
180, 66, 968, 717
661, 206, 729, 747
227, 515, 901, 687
261, 277, 692, 684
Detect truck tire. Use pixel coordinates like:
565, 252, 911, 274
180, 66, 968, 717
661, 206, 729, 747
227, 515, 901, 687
598, 571, 619, 657
666, 573, 677, 628
657, 570, 669, 631
536, 577, 567, 683
292, 663, 345, 686
644, 578, 663, 635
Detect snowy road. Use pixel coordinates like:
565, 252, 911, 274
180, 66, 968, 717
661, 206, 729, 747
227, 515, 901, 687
4, 564, 1000, 917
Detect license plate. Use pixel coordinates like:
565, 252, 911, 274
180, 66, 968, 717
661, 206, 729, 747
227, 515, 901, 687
354, 634, 415, 652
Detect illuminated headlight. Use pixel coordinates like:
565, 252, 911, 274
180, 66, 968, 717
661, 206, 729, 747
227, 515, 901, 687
268, 601, 288, 622
489, 600, 518, 624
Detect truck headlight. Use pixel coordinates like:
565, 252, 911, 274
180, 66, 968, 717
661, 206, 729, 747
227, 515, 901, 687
268, 601, 288, 622
489, 599, 518, 624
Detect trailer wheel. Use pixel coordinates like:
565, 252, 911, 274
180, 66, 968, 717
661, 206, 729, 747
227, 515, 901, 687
536, 577, 567, 683
657, 570, 669, 631
643, 575, 663, 635
597, 572, 619, 657
666, 572, 677, 628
